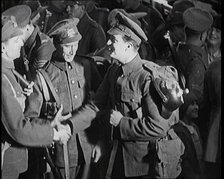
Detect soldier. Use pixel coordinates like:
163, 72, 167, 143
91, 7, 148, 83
65, 0, 107, 56
2, 5, 56, 79
58, 12, 182, 178
25, 18, 103, 179
176, 7, 213, 105
1, 15, 70, 179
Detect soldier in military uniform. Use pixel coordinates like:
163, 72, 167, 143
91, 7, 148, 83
58, 12, 181, 178
25, 18, 103, 179
1, 15, 71, 179
2, 5, 56, 79
65, 0, 107, 56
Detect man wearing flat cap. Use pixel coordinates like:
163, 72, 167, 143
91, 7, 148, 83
2, 4, 55, 80
1, 16, 71, 179
64, 0, 106, 56
58, 12, 179, 178
25, 18, 103, 179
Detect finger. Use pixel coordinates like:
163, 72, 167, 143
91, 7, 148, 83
61, 113, 72, 121
28, 81, 34, 88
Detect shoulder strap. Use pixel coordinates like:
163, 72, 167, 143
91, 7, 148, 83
37, 69, 61, 107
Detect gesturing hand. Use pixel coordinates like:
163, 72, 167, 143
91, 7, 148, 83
110, 110, 123, 127
53, 124, 71, 145
51, 105, 72, 127
22, 81, 34, 96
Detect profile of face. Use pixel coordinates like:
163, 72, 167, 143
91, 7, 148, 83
206, 27, 221, 48
2, 35, 24, 61
185, 101, 199, 119
58, 41, 79, 62
66, 4, 84, 19
107, 34, 128, 64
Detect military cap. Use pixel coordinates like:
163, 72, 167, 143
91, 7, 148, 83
107, 12, 148, 45
64, 0, 91, 6
48, 18, 82, 44
23, 0, 48, 20
2, 16, 23, 42
2, 5, 31, 28
183, 7, 213, 32
108, 8, 147, 27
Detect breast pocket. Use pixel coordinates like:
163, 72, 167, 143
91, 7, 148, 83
121, 92, 142, 118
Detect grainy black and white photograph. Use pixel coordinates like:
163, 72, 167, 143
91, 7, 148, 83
1, 0, 221, 178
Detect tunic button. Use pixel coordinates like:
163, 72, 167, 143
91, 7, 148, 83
74, 95, 77, 98
71, 80, 75, 84
17, 91, 20, 94
68, 65, 71, 69
130, 99, 135, 102
55, 88, 58, 92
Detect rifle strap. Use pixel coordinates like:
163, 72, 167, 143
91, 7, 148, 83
37, 69, 61, 107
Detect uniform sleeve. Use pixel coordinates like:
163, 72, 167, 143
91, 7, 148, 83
1, 77, 54, 147
119, 76, 176, 142
185, 57, 206, 103
68, 66, 112, 134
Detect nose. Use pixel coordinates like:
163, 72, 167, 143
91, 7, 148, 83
69, 46, 74, 55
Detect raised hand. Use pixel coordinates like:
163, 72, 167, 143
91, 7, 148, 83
53, 126, 71, 145
51, 105, 72, 127
22, 81, 34, 96
110, 110, 123, 127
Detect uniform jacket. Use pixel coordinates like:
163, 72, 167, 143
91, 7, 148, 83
77, 12, 106, 56
1, 58, 54, 176
25, 54, 102, 167
176, 43, 209, 103
93, 54, 177, 177
203, 60, 221, 163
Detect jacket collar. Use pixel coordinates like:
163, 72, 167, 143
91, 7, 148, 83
2, 58, 15, 70
122, 54, 142, 76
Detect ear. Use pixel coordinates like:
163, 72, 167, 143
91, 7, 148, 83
2, 43, 6, 53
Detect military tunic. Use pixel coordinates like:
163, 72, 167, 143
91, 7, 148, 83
25, 55, 102, 167
1, 58, 54, 177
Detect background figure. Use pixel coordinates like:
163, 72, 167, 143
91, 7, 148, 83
65, 0, 107, 56
202, 59, 221, 179
2, 5, 56, 79
173, 95, 204, 179
206, 13, 221, 64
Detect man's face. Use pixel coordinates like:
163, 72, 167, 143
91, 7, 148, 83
66, 4, 83, 19
3, 35, 24, 60
169, 25, 185, 45
207, 27, 221, 48
107, 34, 128, 64
58, 41, 79, 62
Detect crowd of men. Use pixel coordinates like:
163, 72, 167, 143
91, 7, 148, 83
1, 0, 221, 179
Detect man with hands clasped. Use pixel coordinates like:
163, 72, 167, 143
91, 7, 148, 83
1, 15, 71, 179
25, 17, 103, 179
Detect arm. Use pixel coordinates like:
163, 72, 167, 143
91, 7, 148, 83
117, 76, 176, 141
2, 76, 54, 147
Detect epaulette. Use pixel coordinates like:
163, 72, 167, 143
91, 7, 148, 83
38, 31, 52, 44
